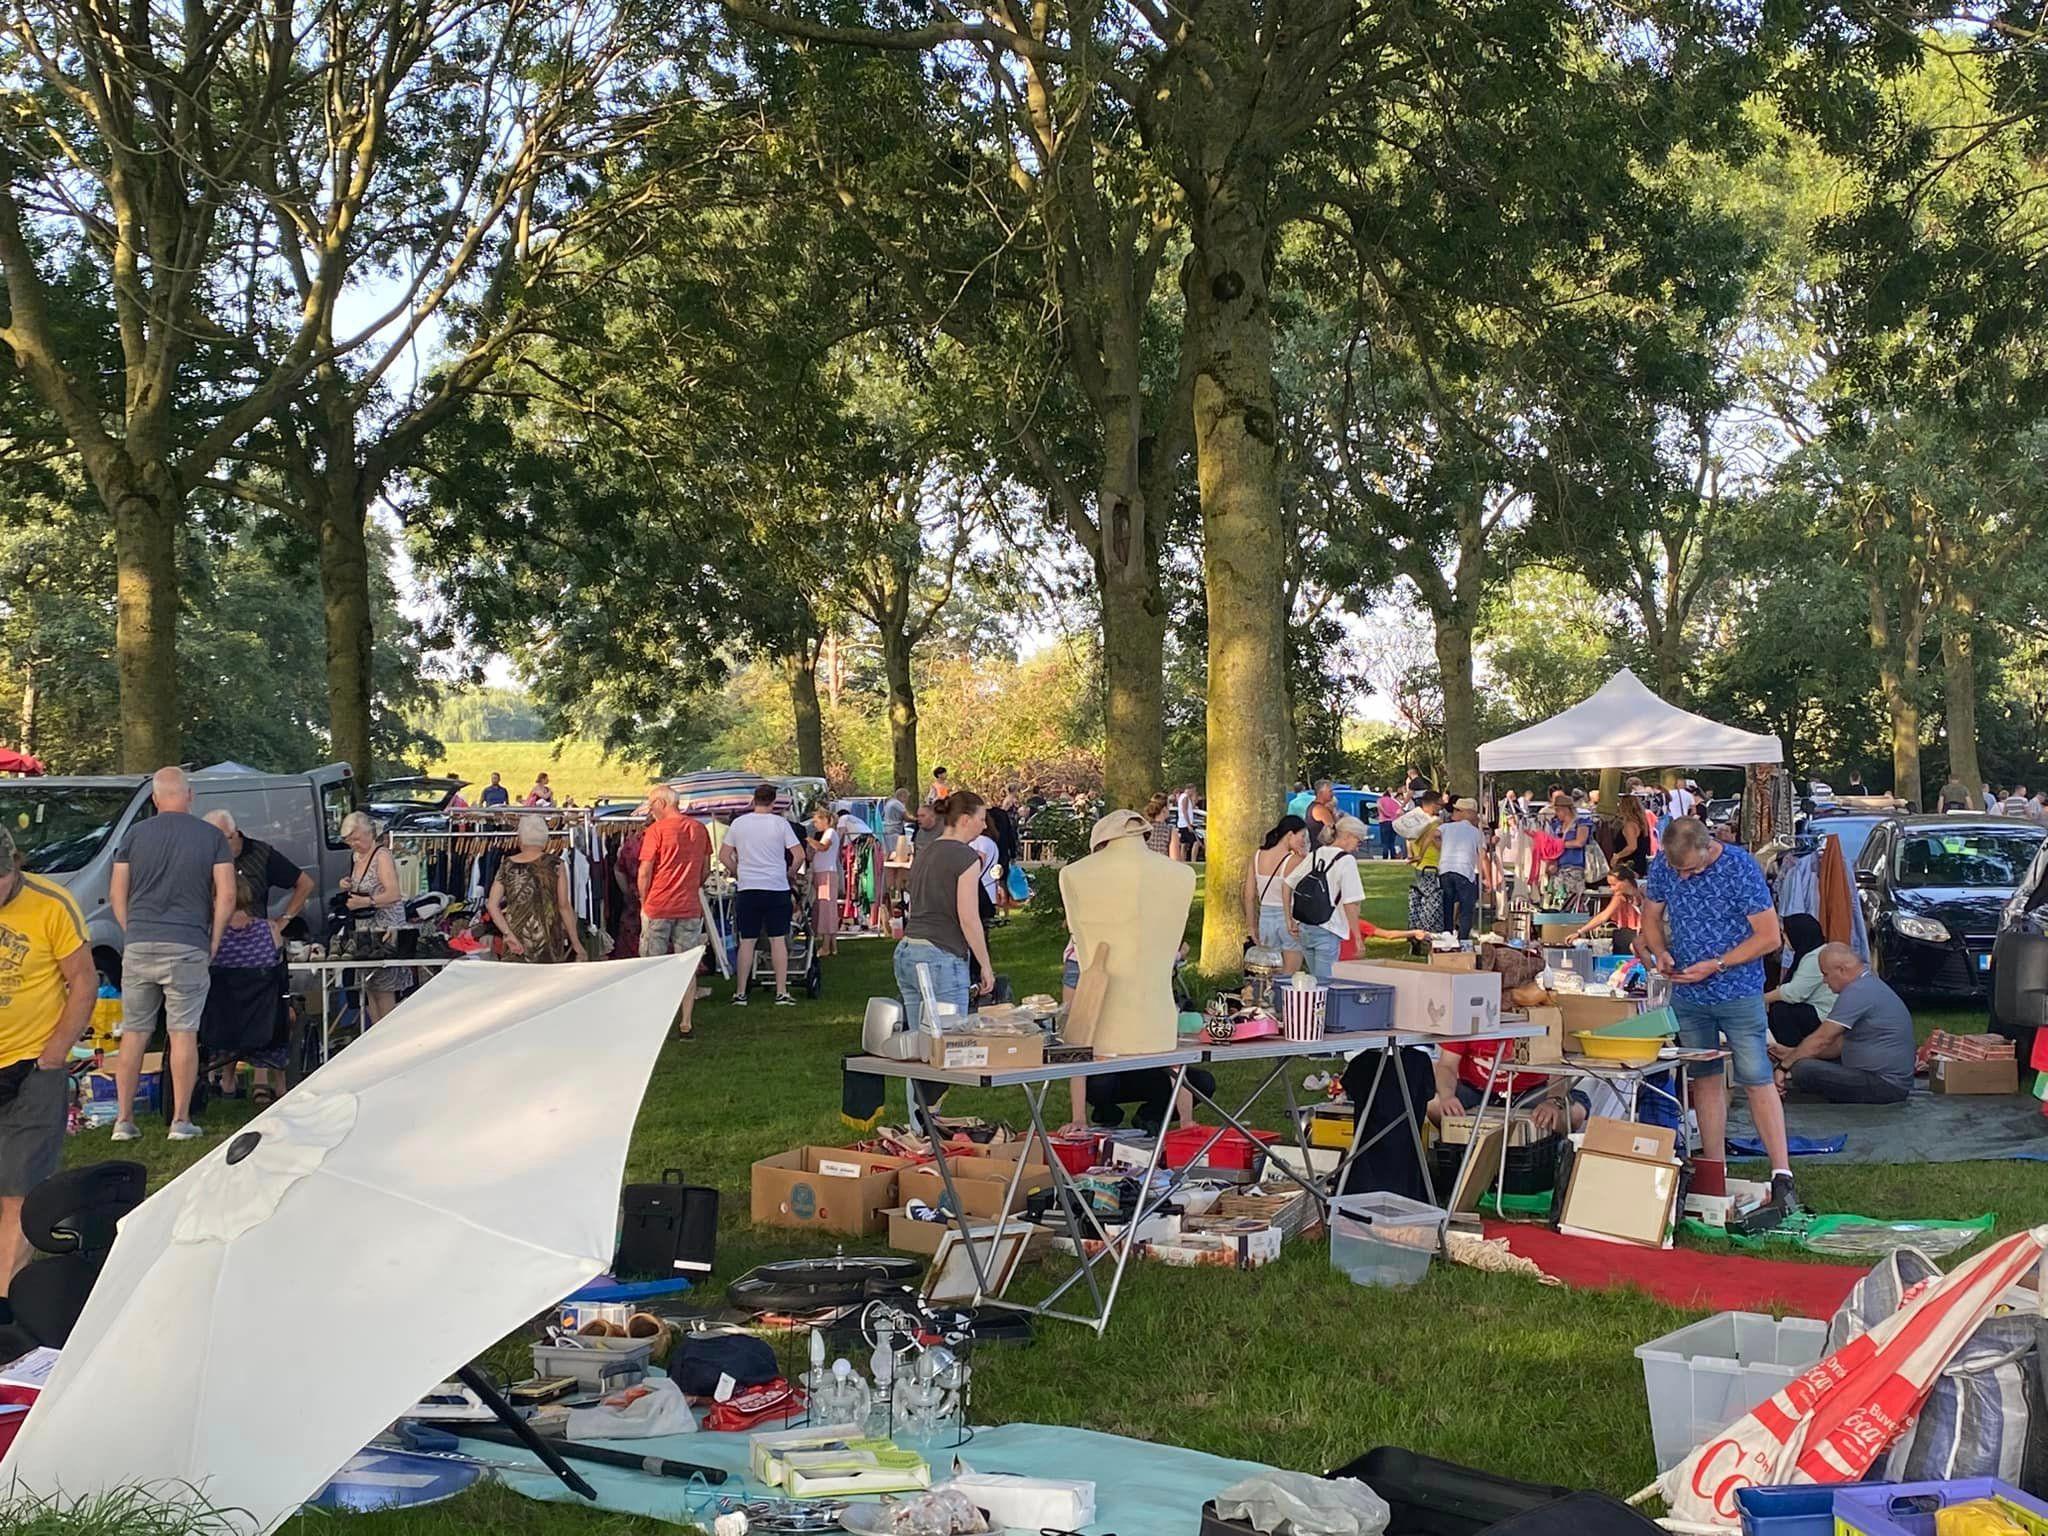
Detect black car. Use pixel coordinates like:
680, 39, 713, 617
1855, 815, 2046, 997
364, 775, 471, 832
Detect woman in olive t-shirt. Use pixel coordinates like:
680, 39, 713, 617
893, 790, 996, 1032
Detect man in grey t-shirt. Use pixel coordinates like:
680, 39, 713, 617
109, 767, 234, 1142
1769, 944, 1915, 1104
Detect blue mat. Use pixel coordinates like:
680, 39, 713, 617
458, 1420, 1269, 1531
1728, 1134, 1848, 1158
565, 1274, 694, 1303
1728, 1085, 2047, 1164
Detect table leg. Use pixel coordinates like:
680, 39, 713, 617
1446, 1047, 1507, 1218
320, 968, 332, 1065
1184, 1063, 1329, 1210
913, 1091, 997, 1305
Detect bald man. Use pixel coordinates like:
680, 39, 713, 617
109, 767, 234, 1141
1768, 944, 1916, 1104
638, 785, 712, 1037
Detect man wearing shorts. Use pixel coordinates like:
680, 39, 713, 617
638, 785, 713, 1036
0, 827, 96, 1318
719, 785, 803, 1007
1642, 816, 1797, 1215
110, 766, 234, 1142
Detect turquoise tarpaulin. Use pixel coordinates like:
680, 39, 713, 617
457, 1419, 1273, 1531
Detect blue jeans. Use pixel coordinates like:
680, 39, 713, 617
1377, 822, 1399, 860
895, 939, 970, 1033
1440, 871, 1480, 940
1672, 991, 1773, 1087
1298, 925, 1339, 981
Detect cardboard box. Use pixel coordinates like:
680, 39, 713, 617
898, 1155, 1055, 1221
1426, 950, 1480, 971
1554, 992, 1641, 1037
926, 1030, 1046, 1072
1507, 1005, 1565, 1066
1559, 1117, 1679, 1248
1931, 1056, 2019, 1095
883, 1207, 1050, 1260
750, 1146, 910, 1236
1332, 960, 1501, 1036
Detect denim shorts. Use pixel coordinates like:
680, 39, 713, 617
1062, 953, 1080, 989
1673, 990, 1773, 1087
1258, 909, 1292, 950
895, 938, 970, 1033
1298, 925, 1339, 981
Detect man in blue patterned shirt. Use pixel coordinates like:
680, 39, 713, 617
1643, 816, 1798, 1216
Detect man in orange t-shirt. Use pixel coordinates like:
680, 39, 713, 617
637, 785, 713, 1036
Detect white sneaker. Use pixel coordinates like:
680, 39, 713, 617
111, 1120, 141, 1142
167, 1120, 204, 1141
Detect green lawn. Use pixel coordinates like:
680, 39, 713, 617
55, 862, 2044, 1534
425, 740, 660, 807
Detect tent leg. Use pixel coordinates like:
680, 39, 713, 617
456, 1364, 599, 1500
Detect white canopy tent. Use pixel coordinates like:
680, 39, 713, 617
1477, 668, 1783, 774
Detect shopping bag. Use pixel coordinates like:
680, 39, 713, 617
1006, 865, 1031, 902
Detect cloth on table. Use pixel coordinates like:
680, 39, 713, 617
460, 1420, 1271, 1531
1338, 1046, 1437, 1203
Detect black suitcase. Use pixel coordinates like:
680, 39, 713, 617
1325, 1448, 1571, 1536
1473, 1491, 1664, 1536
615, 1168, 719, 1278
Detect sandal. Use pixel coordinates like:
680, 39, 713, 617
251, 1084, 276, 1108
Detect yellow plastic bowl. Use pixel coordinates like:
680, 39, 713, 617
1573, 1030, 1669, 1065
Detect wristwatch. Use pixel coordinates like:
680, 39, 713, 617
1714, 955, 1728, 973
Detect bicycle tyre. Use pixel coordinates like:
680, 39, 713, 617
725, 1255, 922, 1313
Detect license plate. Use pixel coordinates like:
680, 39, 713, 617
1978, 952, 1993, 972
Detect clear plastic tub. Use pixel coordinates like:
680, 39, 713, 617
1634, 1311, 1830, 1470
1329, 1192, 1447, 1288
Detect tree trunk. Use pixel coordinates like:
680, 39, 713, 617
786, 649, 826, 779
17, 668, 37, 758
1098, 533, 1166, 809
1434, 619, 1478, 796
1189, 175, 1288, 973
881, 627, 919, 795
1868, 580, 1925, 811
1941, 607, 1982, 803
109, 474, 182, 769
317, 492, 377, 782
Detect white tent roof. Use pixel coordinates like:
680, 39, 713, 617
1477, 668, 1783, 773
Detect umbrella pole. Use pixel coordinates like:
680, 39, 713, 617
456, 1364, 599, 1500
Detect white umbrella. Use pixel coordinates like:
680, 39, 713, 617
2, 951, 700, 1533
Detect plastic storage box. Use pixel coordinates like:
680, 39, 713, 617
1634, 1311, 1829, 1471
1330, 1192, 1447, 1288
1277, 978, 1396, 1034
1430, 1134, 1564, 1197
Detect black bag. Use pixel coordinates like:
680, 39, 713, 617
1292, 850, 1338, 927
615, 1168, 719, 1279
668, 1332, 779, 1397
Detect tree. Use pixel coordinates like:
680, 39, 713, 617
0, 0, 318, 763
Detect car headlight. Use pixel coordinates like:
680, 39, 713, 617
1893, 914, 1951, 944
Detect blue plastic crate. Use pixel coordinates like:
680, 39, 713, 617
1837, 1480, 2048, 1536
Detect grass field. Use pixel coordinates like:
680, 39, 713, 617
424, 740, 660, 806
51, 863, 2044, 1535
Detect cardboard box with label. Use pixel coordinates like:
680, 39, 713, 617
1931, 1056, 2020, 1096
751, 1146, 910, 1236
926, 1030, 1046, 1072
1426, 950, 1480, 972
1558, 1117, 1679, 1248
1332, 960, 1502, 1036
898, 1154, 1055, 1221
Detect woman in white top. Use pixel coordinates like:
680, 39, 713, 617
807, 806, 842, 956
1765, 914, 1837, 1047
1245, 814, 1309, 970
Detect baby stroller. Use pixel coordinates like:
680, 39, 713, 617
742, 886, 824, 999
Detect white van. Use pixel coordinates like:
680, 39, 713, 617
0, 765, 358, 982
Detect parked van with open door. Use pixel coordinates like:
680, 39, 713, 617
0, 764, 358, 983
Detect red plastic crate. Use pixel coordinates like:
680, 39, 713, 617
1161, 1126, 1281, 1171
0, 1383, 38, 1458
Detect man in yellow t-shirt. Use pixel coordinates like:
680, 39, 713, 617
0, 826, 96, 1311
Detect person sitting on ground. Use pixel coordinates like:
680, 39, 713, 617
1763, 913, 1834, 1046
1769, 944, 1916, 1104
